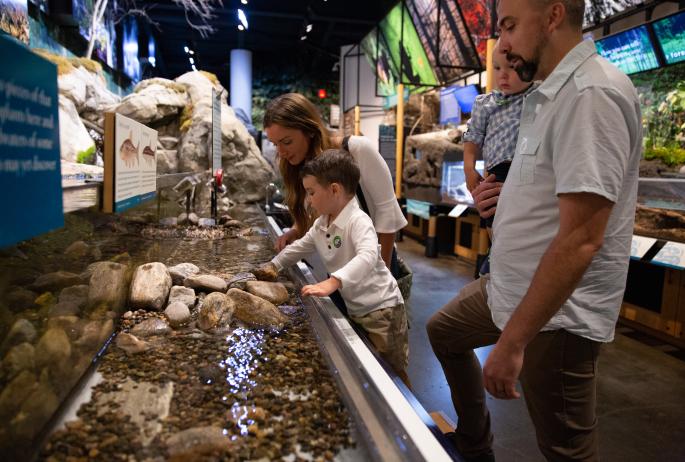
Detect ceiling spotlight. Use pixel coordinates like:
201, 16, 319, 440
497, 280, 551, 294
192, 64, 197, 71
238, 24, 244, 31
241, 0, 247, 4
189, 49, 194, 55
189, 57, 194, 64
306, 24, 313, 33
237, 8, 248, 29
184, 46, 189, 53
300, 35, 307, 40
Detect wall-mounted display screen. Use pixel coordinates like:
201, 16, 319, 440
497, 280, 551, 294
360, 27, 400, 97
0, 0, 29, 44
454, 84, 479, 114
379, 3, 438, 89
595, 25, 659, 75
652, 11, 685, 66
122, 16, 140, 82
584, 0, 644, 28
407, 0, 480, 83
440, 86, 462, 125
73, 0, 116, 68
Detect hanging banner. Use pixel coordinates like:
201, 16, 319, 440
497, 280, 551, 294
0, 0, 29, 44
103, 112, 157, 213
0, 35, 62, 248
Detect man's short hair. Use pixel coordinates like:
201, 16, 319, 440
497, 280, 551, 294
537, 0, 585, 28
301, 149, 360, 195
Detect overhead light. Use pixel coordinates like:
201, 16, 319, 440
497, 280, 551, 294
184, 46, 189, 53
306, 24, 313, 33
300, 35, 307, 40
192, 64, 197, 71
241, 0, 247, 4
189, 57, 194, 64
149, 57, 156, 67
237, 8, 248, 29
189, 49, 194, 55
238, 24, 244, 31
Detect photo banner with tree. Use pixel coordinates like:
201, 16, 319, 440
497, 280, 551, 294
0, 0, 28, 44
379, 1, 439, 92
407, 0, 481, 83
456, 0, 492, 67
360, 27, 400, 97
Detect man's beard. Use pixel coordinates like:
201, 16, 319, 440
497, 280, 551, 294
506, 35, 546, 82
507, 52, 538, 82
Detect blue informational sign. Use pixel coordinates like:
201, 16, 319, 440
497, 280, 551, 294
595, 25, 660, 75
0, 35, 63, 248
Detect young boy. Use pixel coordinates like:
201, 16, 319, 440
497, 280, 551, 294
266, 149, 410, 386
463, 42, 537, 274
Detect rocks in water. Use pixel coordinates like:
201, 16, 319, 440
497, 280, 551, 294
1, 343, 35, 381
160, 217, 178, 227
115, 332, 150, 355
168, 286, 196, 308
226, 272, 257, 291
197, 292, 235, 331
198, 218, 215, 227
75, 319, 112, 350
129, 263, 172, 311
184, 274, 227, 293
188, 213, 199, 225
59, 284, 89, 310
168, 263, 200, 286
130, 318, 171, 338
64, 240, 90, 259
227, 288, 288, 330
48, 301, 80, 317
165, 426, 233, 458
164, 302, 191, 328
87, 262, 129, 311
245, 281, 289, 305
30, 271, 81, 292
46, 316, 82, 341
35, 328, 71, 371
80, 261, 113, 284
252, 263, 279, 282
0, 370, 37, 420
198, 365, 224, 384
12, 381, 60, 440
2, 319, 37, 350
5, 287, 38, 311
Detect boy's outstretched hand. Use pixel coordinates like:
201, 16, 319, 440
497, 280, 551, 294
301, 277, 341, 297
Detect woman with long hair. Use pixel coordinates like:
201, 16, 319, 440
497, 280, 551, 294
263, 92, 407, 275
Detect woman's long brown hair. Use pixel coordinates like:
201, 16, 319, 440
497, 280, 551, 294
263, 93, 332, 236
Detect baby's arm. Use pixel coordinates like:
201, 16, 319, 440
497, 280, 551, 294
464, 142, 484, 193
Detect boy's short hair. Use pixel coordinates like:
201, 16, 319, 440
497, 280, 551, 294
301, 149, 360, 195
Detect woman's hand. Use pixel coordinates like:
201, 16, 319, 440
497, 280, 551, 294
275, 228, 298, 251
301, 277, 341, 297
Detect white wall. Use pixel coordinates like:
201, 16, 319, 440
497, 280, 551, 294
339, 44, 385, 150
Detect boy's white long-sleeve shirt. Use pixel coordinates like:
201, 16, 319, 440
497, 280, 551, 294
271, 198, 403, 317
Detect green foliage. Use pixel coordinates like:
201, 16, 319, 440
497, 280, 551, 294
643, 145, 685, 166
76, 145, 96, 164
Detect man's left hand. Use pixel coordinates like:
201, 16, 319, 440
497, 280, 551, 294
301, 277, 341, 297
483, 340, 523, 400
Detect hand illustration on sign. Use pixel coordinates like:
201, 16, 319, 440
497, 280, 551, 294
119, 131, 139, 168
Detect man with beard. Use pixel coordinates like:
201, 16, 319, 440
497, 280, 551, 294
426, 1, 642, 461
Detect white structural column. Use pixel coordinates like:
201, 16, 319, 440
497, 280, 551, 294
230, 49, 252, 121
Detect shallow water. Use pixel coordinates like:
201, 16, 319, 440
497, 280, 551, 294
0, 204, 357, 461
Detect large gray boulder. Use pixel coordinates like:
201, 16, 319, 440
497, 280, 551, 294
227, 288, 288, 330
184, 274, 227, 293
31, 270, 81, 293
129, 263, 172, 311
168, 263, 200, 286
115, 78, 187, 125
58, 95, 96, 163
175, 71, 274, 203
87, 262, 129, 311
164, 302, 191, 328
168, 286, 196, 308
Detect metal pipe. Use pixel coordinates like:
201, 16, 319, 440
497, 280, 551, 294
395, 83, 405, 199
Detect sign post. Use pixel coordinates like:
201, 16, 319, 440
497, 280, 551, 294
211, 88, 222, 221
0, 36, 63, 248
